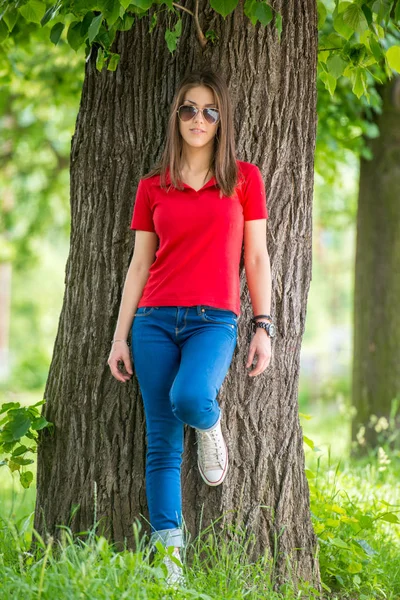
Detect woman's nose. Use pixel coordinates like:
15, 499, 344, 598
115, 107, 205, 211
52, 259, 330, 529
194, 109, 205, 124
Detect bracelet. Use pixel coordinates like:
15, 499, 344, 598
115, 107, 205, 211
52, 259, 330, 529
251, 314, 273, 322
111, 339, 131, 347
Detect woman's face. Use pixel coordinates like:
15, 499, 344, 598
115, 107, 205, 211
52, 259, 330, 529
178, 85, 219, 152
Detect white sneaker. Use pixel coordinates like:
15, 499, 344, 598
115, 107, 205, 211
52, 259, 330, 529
195, 409, 228, 486
162, 547, 185, 587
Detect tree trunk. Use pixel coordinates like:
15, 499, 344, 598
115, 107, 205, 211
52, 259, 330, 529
351, 76, 400, 456
32, 0, 321, 591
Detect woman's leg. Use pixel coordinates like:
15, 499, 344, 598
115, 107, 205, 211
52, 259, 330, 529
131, 308, 184, 549
169, 308, 238, 430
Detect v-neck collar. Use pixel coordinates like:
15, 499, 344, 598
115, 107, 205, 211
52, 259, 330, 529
164, 167, 217, 192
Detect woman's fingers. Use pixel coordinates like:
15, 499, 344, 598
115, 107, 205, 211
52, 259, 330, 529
108, 349, 134, 382
247, 352, 271, 377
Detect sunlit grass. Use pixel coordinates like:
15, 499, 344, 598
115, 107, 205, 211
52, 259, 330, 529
1, 389, 399, 599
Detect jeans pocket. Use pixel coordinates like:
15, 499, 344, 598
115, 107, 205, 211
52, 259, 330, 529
201, 306, 238, 325
134, 306, 156, 317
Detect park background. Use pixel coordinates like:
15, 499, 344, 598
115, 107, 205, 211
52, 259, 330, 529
1, 6, 400, 598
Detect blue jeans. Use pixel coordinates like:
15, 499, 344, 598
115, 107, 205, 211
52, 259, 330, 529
131, 305, 239, 550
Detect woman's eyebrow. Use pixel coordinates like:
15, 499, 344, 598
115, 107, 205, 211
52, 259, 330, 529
184, 99, 217, 107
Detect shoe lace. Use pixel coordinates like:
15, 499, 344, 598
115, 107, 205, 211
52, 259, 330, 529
196, 428, 223, 470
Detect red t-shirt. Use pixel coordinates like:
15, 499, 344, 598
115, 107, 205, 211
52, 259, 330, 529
130, 159, 268, 317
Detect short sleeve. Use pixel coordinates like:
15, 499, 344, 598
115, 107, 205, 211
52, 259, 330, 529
130, 178, 156, 232
242, 165, 269, 221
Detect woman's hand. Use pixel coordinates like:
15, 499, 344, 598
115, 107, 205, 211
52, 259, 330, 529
107, 341, 133, 383
246, 329, 272, 377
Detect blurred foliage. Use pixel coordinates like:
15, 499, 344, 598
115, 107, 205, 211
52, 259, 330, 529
0, 399, 52, 488
0, 30, 82, 269
0, 1, 398, 395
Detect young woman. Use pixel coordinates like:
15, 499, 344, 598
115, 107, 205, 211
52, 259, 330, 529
108, 68, 274, 586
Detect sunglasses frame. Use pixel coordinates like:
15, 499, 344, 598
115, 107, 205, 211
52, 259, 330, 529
176, 104, 220, 125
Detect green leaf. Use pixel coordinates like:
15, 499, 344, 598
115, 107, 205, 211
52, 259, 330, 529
369, 35, 383, 62
379, 512, 400, 524
355, 538, 377, 556
347, 561, 363, 573
386, 46, 400, 73
331, 537, 350, 549
348, 43, 367, 66
317, 1, 327, 28
303, 435, 315, 449
50, 22, 64, 45
3, 7, 19, 31
326, 518, 340, 528
0, 402, 20, 414
19, 1, 46, 24
333, 12, 354, 40
107, 52, 120, 70
31, 416, 49, 431
98, 0, 121, 27
81, 11, 96, 38
374, 0, 392, 25
343, 3, 368, 33
165, 28, 178, 53
5, 412, 31, 440
0, 441, 16, 453
20, 471, 34, 488
254, 2, 273, 26
305, 468, 316, 478
210, 0, 239, 18
96, 46, 105, 71
67, 20, 86, 51
0, 20, 8, 43
298, 412, 313, 420
129, 0, 154, 10
275, 11, 282, 40
120, 13, 135, 31
0, 430, 14, 443
352, 67, 367, 99
320, 69, 337, 95
396, 0, 400, 22
32, 400, 46, 408
11, 445, 29, 457
88, 13, 103, 44
11, 456, 34, 466
327, 54, 346, 78
358, 515, 374, 529
8, 460, 20, 472
41, 2, 61, 26
360, 3, 372, 26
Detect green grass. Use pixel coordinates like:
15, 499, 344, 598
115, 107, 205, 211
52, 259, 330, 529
1, 391, 399, 599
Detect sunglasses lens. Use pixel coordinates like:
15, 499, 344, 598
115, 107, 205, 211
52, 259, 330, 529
178, 105, 220, 125
204, 108, 219, 124
179, 106, 196, 121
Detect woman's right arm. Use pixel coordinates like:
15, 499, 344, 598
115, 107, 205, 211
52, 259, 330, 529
107, 230, 159, 382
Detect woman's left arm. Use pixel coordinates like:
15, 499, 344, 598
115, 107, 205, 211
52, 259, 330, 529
243, 219, 272, 377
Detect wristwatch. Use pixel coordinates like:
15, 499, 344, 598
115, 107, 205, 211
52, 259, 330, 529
248, 314, 276, 342
254, 321, 276, 338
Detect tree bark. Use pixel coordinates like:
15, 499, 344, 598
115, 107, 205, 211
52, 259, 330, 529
351, 76, 400, 456
32, 0, 321, 591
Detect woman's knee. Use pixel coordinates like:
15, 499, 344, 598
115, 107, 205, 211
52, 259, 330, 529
170, 388, 211, 423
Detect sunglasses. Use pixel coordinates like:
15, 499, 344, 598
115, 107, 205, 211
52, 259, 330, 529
177, 104, 220, 125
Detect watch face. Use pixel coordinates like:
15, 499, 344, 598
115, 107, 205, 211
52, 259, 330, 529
268, 323, 276, 337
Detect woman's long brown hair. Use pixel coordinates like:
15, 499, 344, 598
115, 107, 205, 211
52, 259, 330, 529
143, 68, 240, 198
